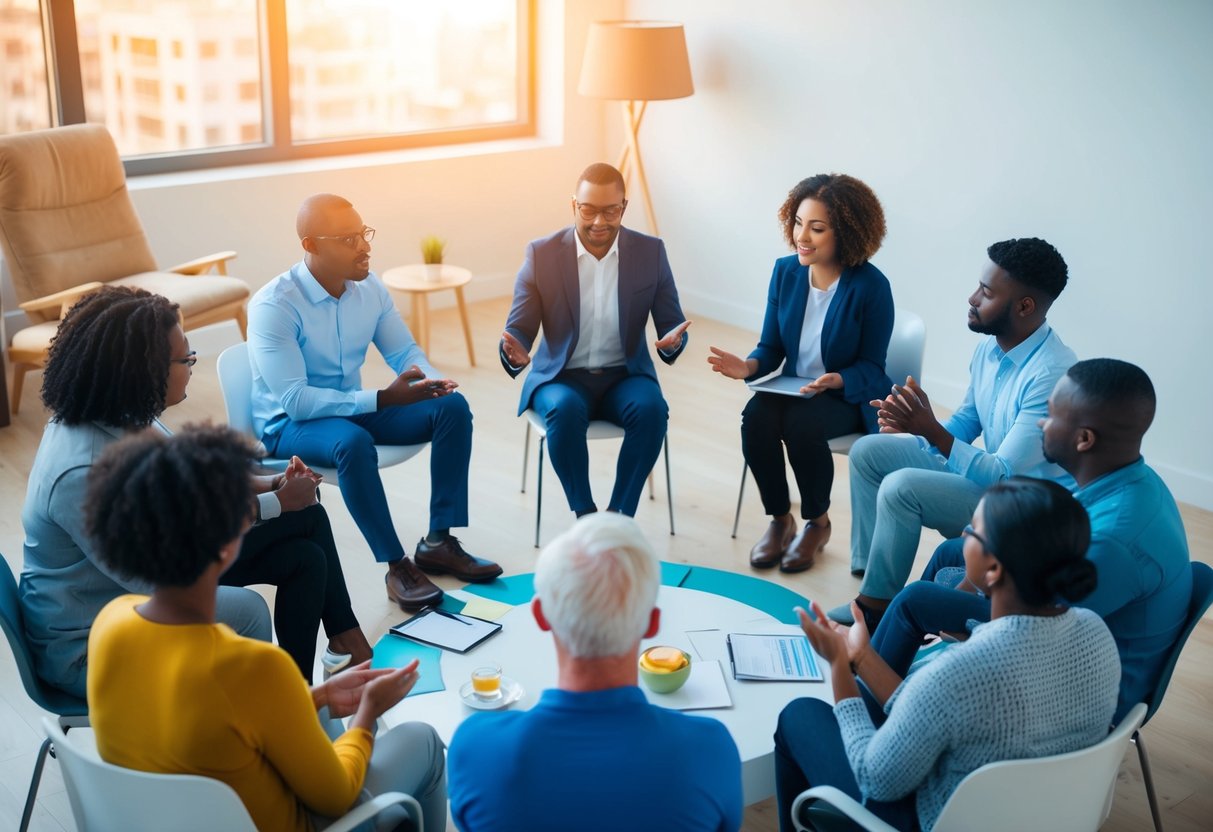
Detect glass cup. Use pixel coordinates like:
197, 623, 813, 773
471, 664, 503, 700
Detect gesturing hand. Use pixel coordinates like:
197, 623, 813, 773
871, 376, 942, 438
359, 662, 421, 720
320, 660, 396, 718
707, 346, 757, 380
380, 365, 458, 409
654, 320, 692, 353
796, 601, 850, 668
801, 373, 843, 394
500, 331, 531, 368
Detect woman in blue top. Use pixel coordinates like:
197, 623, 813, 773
709, 174, 893, 573
774, 478, 1120, 831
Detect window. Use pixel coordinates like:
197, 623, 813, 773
8, 0, 534, 174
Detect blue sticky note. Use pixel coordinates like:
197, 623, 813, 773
437, 595, 467, 615
461, 573, 535, 606
680, 565, 809, 624
370, 634, 445, 696
660, 561, 692, 587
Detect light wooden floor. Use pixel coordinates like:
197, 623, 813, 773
1, 296, 1209, 831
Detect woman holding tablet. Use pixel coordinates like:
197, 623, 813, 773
709, 174, 893, 573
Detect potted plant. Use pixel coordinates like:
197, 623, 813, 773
420, 235, 446, 282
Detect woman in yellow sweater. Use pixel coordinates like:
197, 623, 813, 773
84, 425, 446, 832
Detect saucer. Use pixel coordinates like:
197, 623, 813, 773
459, 676, 524, 710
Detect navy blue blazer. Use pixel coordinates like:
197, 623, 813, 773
746, 256, 894, 434
501, 226, 688, 415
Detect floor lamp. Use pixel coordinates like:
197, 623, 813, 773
578, 21, 694, 237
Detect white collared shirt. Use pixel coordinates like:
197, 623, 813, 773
566, 232, 626, 369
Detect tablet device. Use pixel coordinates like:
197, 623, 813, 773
389, 608, 502, 653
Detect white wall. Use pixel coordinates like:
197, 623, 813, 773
626, 0, 1213, 509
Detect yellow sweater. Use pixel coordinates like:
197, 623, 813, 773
88, 596, 373, 832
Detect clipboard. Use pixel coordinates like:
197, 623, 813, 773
389, 608, 502, 654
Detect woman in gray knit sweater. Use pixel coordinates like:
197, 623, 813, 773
775, 477, 1120, 831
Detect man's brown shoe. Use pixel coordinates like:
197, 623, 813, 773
414, 536, 504, 583
386, 557, 444, 610
750, 515, 797, 569
780, 521, 831, 573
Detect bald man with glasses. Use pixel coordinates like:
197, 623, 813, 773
248, 193, 502, 612
500, 163, 691, 520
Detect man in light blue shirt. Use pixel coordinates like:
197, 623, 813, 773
248, 194, 502, 610
832, 238, 1076, 628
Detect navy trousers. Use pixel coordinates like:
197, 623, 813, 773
265, 392, 472, 563
530, 368, 667, 515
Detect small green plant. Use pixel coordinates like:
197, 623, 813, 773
420, 235, 446, 265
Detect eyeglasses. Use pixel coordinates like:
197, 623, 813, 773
311, 226, 376, 247
170, 351, 198, 368
573, 200, 627, 222
962, 524, 990, 550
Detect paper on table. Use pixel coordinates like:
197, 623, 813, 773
370, 634, 445, 696
727, 633, 823, 681
391, 610, 500, 653
460, 596, 513, 621
462, 573, 535, 606
641, 660, 733, 711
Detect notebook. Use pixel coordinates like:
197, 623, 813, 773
746, 375, 818, 398
725, 633, 823, 681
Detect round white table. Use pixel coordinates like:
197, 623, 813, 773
382, 584, 832, 805
380, 264, 476, 366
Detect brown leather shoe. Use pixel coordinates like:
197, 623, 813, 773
780, 521, 831, 573
750, 515, 797, 569
414, 536, 504, 583
385, 558, 444, 610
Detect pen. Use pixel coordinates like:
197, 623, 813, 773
430, 606, 473, 626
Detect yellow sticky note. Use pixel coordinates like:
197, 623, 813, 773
461, 596, 514, 621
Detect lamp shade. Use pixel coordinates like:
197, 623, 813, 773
578, 21, 694, 101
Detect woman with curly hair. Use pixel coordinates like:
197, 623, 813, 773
709, 174, 894, 573
85, 425, 445, 832
20, 286, 370, 696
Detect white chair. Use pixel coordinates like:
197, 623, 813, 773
44, 717, 421, 832
791, 702, 1147, 832
217, 341, 426, 482
520, 410, 673, 548
732, 308, 927, 538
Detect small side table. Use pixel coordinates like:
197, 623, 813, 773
380, 264, 476, 367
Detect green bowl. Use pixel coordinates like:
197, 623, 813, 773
638, 647, 692, 694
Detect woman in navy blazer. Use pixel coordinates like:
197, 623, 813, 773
710, 174, 893, 573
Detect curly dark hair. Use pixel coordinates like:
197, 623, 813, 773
85, 424, 260, 588
777, 174, 886, 267
41, 286, 180, 427
987, 238, 1068, 301
979, 477, 1095, 607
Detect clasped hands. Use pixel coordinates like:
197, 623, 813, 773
706, 347, 843, 393
313, 659, 421, 722
870, 375, 940, 436
264, 455, 322, 513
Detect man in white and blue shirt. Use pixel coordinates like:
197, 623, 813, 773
832, 238, 1076, 628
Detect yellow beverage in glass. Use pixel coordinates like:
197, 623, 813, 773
471, 665, 502, 699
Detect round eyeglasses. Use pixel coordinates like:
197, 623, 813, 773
573, 201, 627, 222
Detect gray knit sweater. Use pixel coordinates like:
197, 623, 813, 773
835, 607, 1120, 831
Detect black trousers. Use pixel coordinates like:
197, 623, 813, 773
741, 391, 863, 520
220, 504, 359, 682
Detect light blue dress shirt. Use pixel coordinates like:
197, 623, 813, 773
247, 262, 437, 439
933, 322, 1076, 487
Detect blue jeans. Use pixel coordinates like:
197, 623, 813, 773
531, 370, 667, 515
775, 698, 918, 832
849, 434, 983, 596
266, 393, 472, 563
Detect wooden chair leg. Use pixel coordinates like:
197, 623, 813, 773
455, 286, 475, 366
11, 363, 29, 415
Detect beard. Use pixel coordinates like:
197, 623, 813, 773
967, 303, 1013, 336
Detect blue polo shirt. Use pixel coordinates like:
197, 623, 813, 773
448, 685, 743, 832
1074, 457, 1192, 715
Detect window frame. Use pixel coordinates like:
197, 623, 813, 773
42, 0, 535, 176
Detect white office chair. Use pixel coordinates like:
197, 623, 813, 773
732, 308, 927, 537
217, 341, 426, 482
520, 410, 673, 548
791, 702, 1146, 832
44, 717, 422, 832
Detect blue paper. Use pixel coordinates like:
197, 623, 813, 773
679, 565, 809, 625
370, 634, 445, 696
660, 561, 692, 587
461, 573, 535, 606
437, 595, 467, 614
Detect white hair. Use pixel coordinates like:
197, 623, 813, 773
533, 513, 660, 658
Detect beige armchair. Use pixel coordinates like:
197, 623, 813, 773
0, 124, 250, 414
